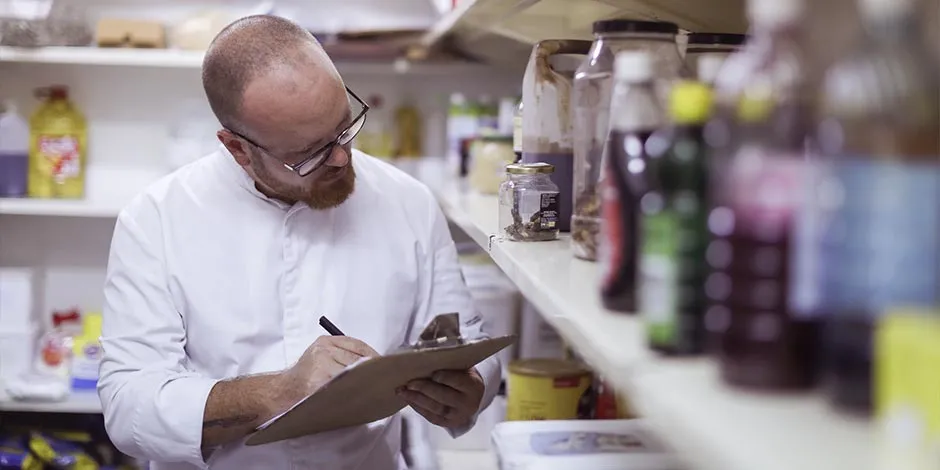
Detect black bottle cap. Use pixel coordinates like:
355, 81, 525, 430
593, 19, 679, 35
687, 32, 747, 46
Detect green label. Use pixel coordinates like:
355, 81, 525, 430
641, 211, 679, 346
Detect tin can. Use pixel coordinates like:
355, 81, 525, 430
507, 359, 592, 421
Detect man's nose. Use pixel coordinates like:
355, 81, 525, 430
324, 145, 349, 167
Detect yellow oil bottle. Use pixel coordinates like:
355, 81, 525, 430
29, 86, 87, 199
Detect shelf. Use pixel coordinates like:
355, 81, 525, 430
425, 170, 876, 470
421, 0, 748, 48
0, 46, 490, 75
0, 390, 102, 414
0, 166, 167, 217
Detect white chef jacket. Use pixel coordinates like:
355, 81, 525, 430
97, 147, 501, 470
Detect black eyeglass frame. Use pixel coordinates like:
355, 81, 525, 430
227, 86, 370, 177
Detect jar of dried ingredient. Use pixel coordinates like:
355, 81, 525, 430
499, 163, 560, 242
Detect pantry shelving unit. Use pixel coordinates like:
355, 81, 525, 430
0, 390, 102, 414
425, 169, 876, 470
0, 45, 492, 75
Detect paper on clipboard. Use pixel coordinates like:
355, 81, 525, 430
245, 332, 515, 446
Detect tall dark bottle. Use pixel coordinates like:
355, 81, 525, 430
641, 80, 713, 355
705, 0, 822, 389
816, 0, 940, 414
599, 51, 666, 313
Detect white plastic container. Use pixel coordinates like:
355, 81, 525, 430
460, 253, 521, 375
492, 420, 680, 470
0, 324, 37, 386
517, 301, 566, 360
0, 268, 34, 331
0, 102, 30, 197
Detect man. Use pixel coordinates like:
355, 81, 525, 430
97, 15, 500, 470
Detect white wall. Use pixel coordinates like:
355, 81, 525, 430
0, 58, 520, 330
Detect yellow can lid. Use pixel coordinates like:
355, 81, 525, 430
509, 359, 592, 377
670, 81, 714, 125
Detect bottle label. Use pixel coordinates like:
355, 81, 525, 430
512, 115, 523, 153
600, 167, 623, 286
641, 211, 679, 345
37, 135, 81, 182
818, 157, 940, 316
539, 192, 559, 230
727, 147, 818, 318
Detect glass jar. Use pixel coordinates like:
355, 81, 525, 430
684, 33, 746, 78
499, 163, 560, 242
469, 136, 515, 195
572, 19, 686, 261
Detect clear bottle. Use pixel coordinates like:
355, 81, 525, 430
816, 0, 940, 414
599, 51, 667, 313
641, 80, 714, 355
705, 0, 821, 390
572, 20, 686, 261
499, 163, 560, 242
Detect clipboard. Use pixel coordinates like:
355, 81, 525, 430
245, 334, 515, 446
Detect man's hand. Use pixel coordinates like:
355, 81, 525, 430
275, 336, 379, 411
397, 368, 485, 430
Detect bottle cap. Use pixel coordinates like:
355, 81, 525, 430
670, 81, 714, 124
593, 19, 678, 35
748, 0, 803, 26
614, 51, 653, 83
697, 55, 725, 85
687, 33, 747, 46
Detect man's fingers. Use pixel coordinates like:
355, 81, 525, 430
406, 379, 464, 407
410, 402, 451, 428
398, 387, 448, 416
431, 370, 475, 393
323, 336, 379, 358
328, 347, 362, 366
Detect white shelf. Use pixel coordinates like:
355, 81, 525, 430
426, 172, 877, 470
0, 166, 167, 217
0, 46, 490, 75
422, 0, 748, 47
0, 390, 102, 414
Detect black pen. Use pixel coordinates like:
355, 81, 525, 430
319, 316, 345, 336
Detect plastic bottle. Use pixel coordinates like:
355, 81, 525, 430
71, 312, 103, 391
29, 85, 87, 199
599, 51, 666, 313
816, 0, 940, 414
0, 101, 29, 197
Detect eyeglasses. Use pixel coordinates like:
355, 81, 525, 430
229, 86, 369, 177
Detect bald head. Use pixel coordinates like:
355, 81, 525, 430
202, 15, 338, 134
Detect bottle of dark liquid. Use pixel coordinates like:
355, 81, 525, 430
599, 51, 666, 313
706, 0, 822, 390
641, 80, 713, 355
816, 0, 940, 414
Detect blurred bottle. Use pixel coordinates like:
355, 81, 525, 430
642, 80, 713, 355
816, 0, 940, 414
0, 101, 29, 197
599, 51, 666, 313
705, 0, 821, 390
394, 99, 423, 159
447, 93, 479, 176
29, 86, 87, 199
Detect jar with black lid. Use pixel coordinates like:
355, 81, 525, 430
572, 19, 685, 261
684, 33, 747, 77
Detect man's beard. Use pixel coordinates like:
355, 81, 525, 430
251, 157, 356, 210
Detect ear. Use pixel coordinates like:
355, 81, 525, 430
217, 129, 251, 166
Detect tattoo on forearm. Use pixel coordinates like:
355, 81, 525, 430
203, 414, 258, 429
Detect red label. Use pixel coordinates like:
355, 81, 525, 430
553, 376, 583, 388
37, 135, 80, 180
601, 169, 623, 286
